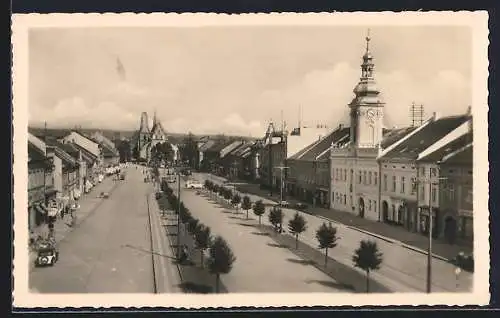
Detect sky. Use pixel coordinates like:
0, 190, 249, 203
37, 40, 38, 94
28, 26, 472, 137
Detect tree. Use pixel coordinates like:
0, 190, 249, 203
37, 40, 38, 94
194, 224, 212, 268
231, 193, 241, 212
117, 139, 132, 163
179, 133, 199, 169
288, 212, 307, 249
252, 200, 265, 225
223, 188, 232, 204
207, 236, 236, 293
315, 222, 339, 267
352, 240, 383, 293
268, 206, 284, 233
187, 218, 199, 235
241, 196, 252, 220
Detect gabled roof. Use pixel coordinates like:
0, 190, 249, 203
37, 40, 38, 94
418, 132, 472, 163
48, 142, 78, 168
208, 140, 234, 153
67, 142, 98, 162
28, 141, 49, 166
289, 127, 351, 161
228, 142, 250, 157
199, 140, 216, 152
442, 143, 472, 165
220, 141, 244, 158
381, 127, 417, 149
380, 115, 469, 160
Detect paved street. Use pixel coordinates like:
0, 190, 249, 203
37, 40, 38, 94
29, 166, 176, 293
195, 172, 473, 293
176, 178, 349, 293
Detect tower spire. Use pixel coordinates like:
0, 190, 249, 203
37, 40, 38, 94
153, 109, 157, 127
365, 28, 371, 54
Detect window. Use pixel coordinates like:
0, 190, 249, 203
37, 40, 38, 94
448, 183, 455, 201
343, 194, 347, 205
420, 167, 426, 177
411, 177, 417, 194
358, 171, 362, 184
420, 185, 425, 200
369, 172, 372, 185
401, 176, 405, 194
350, 169, 354, 184
374, 200, 377, 212
344, 169, 347, 181
368, 200, 372, 211
392, 176, 396, 192
374, 172, 378, 185
431, 168, 437, 177
383, 174, 388, 191
363, 171, 367, 185
350, 195, 353, 206
431, 186, 437, 203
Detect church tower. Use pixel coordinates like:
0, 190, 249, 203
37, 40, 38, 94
138, 112, 150, 150
349, 30, 385, 149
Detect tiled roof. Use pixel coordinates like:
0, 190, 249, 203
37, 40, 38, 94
418, 132, 472, 163
380, 127, 417, 149
442, 143, 472, 165
67, 142, 98, 162
209, 140, 234, 153
380, 115, 469, 160
289, 127, 351, 161
199, 140, 216, 152
28, 142, 48, 164
48, 142, 78, 168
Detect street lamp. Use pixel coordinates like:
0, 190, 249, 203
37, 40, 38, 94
413, 167, 447, 294
274, 166, 289, 205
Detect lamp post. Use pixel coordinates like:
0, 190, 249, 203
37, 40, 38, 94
414, 168, 447, 294
274, 166, 290, 205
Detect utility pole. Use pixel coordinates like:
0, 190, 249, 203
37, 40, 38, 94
274, 166, 290, 204
413, 169, 447, 293
409, 102, 425, 127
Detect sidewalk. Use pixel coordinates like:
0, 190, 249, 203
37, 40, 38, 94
29, 177, 121, 271
208, 174, 472, 262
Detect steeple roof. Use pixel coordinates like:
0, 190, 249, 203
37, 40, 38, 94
349, 29, 384, 107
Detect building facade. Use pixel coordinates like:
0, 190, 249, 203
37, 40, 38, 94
330, 33, 386, 221
28, 141, 52, 232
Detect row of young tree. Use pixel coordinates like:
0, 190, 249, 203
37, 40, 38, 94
203, 179, 384, 293
159, 180, 236, 293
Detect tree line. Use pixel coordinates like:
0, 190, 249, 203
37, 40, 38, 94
203, 179, 384, 293
158, 179, 236, 293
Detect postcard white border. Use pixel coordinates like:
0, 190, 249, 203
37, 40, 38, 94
12, 12, 490, 308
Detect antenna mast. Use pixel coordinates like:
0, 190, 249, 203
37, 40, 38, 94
409, 102, 425, 127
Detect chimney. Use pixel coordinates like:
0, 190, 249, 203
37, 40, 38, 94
338, 124, 344, 130
432, 112, 440, 120
467, 105, 472, 116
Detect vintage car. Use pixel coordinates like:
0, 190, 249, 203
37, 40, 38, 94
35, 242, 59, 267
100, 192, 110, 199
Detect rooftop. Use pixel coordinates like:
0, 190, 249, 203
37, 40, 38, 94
418, 132, 473, 163
380, 115, 470, 160
289, 127, 351, 161
381, 127, 417, 149
442, 143, 473, 165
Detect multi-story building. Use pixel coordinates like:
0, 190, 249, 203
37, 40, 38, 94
378, 114, 471, 233
28, 139, 52, 233
416, 125, 473, 243
287, 125, 350, 207
330, 33, 390, 221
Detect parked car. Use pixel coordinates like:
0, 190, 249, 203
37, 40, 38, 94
35, 242, 59, 267
186, 181, 203, 189
294, 202, 308, 210
278, 200, 289, 208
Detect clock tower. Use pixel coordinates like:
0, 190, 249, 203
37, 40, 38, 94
349, 30, 385, 149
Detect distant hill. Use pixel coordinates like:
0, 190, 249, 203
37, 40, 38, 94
28, 126, 257, 145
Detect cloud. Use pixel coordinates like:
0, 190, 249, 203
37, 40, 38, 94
29, 97, 137, 129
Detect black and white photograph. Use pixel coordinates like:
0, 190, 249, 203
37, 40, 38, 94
12, 12, 489, 307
